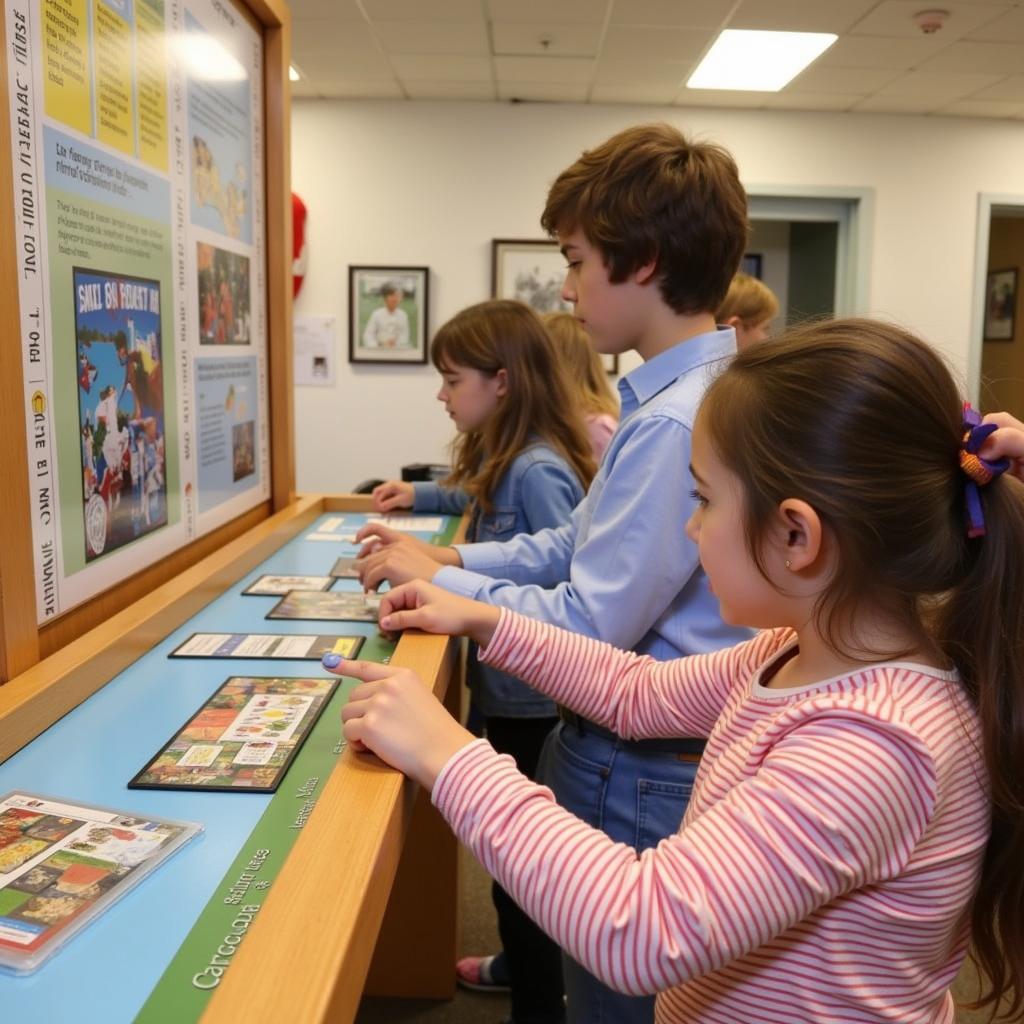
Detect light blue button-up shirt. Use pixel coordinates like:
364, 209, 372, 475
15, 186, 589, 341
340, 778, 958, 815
432, 327, 754, 660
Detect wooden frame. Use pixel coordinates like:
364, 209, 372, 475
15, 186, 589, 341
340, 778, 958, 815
348, 265, 430, 365
491, 238, 571, 314
0, 494, 463, 1021
983, 267, 1018, 342
0, 0, 294, 679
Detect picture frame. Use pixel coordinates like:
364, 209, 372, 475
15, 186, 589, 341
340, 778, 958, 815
601, 353, 619, 375
984, 267, 1018, 342
349, 266, 429, 364
492, 239, 571, 314
741, 252, 763, 280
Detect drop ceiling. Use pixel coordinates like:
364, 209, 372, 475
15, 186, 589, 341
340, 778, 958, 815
288, 0, 1024, 119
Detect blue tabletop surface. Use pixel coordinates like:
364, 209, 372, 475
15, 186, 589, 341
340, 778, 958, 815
0, 512, 437, 1022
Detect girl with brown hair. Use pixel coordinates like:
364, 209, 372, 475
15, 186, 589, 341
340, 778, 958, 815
368, 298, 595, 1024
331, 317, 1024, 1023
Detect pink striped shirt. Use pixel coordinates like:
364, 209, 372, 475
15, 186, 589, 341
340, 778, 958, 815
433, 611, 990, 1023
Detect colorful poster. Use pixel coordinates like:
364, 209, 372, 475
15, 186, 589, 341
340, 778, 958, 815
129, 677, 338, 792
0, 792, 199, 973
266, 591, 382, 623
7, 0, 267, 621
74, 269, 167, 559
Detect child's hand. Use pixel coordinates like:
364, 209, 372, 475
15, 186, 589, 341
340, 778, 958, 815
378, 580, 501, 647
323, 655, 474, 789
359, 543, 444, 591
355, 522, 406, 557
981, 412, 1024, 482
371, 481, 414, 512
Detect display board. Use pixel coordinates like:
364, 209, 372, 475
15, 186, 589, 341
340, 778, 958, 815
6, 0, 270, 623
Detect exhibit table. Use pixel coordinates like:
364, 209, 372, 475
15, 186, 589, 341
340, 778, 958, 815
0, 495, 463, 1023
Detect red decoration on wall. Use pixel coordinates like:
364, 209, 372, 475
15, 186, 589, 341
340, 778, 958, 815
292, 192, 308, 297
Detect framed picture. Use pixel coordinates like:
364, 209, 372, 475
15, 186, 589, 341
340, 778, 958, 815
984, 267, 1018, 342
492, 239, 571, 314
349, 266, 429, 364
741, 252, 763, 280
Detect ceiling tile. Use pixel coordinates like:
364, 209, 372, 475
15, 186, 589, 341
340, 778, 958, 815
972, 73, 1024, 99
601, 25, 714, 61
494, 56, 596, 82
492, 24, 603, 57
314, 79, 406, 99
288, 0, 366, 19
965, 6, 1024, 41
916, 39, 1024, 74
872, 68, 1003, 100
390, 54, 493, 80
496, 81, 591, 100
370, 20, 489, 55
291, 51, 396, 81
787, 65, 903, 93
486, 0, 609, 24
764, 91, 861, 110
676, 87, 773, 107
817, 34, 954, 69
291, 19, 382, 57
731, 0, 879, 33
940, 97, 1024, 116
593, 59, 690, 85
590, 82, 678, 103
402, 81, 497, 99
609, 0, 734, 28
848, 2, 1011, 41
362, 0, 483, 19
851, 94, 942, 112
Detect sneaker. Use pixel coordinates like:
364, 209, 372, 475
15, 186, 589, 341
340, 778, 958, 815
455, 953, 511, 993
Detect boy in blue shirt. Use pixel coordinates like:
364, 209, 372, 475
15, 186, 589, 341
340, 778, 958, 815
358, 122, 753, 1024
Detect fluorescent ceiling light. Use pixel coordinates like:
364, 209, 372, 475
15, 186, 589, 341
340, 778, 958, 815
289, 65, 301, 82
687, 30, 836, 92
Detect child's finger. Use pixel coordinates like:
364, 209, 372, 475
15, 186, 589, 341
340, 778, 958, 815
321, 654, 392, 679
378, 608, 423, 633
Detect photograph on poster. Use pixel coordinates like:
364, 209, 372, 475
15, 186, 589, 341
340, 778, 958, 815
242, 574, 333, 596
349, 266, 429, 364
129, 676, 338, 792
232, 420, 255, 481
198, 242, 250, 344
984, 268, 1018, 341
267, 589, 381, 622
75, 269, 168, 561
492, 239, 571, 314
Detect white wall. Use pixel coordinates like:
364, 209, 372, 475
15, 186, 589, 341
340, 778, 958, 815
291, 99, 1024, 493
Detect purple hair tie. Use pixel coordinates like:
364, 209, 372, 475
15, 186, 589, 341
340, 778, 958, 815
960, 402, 1010, 538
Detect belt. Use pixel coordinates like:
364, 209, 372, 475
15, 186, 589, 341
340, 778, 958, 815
557, 706, 706, 759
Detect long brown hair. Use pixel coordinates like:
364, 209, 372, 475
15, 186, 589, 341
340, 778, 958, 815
542, 312, 619, 419
699, 317, 1024, 1016
431, 300, 596, 513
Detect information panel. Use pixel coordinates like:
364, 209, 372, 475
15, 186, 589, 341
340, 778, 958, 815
7, 0, 269, 621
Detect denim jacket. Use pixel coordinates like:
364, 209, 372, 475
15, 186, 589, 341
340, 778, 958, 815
412, 443, 584, 717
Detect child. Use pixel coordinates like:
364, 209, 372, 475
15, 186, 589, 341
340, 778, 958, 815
370, 298, 595, 1024
715, 272, 779, 349
358, 123, 752, 1021
328, 318, 1024, 1023
356, 124, 752, 1021
542, 312, 619, 462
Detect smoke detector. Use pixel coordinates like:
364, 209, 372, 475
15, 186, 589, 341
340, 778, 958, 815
913, 9, 949, 34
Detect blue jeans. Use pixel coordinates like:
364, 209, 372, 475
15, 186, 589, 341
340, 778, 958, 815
540, 721, 699, 1024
